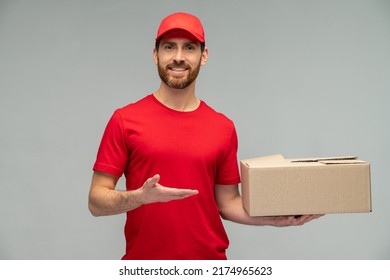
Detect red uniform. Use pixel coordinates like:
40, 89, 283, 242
93, 94, 240, 259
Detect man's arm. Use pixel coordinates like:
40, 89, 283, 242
88, 172, 199, 217
214, 184, 323, 227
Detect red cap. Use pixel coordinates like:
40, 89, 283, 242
156, 12, 205, 43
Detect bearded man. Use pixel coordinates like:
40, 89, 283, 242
88, 12, 321, 260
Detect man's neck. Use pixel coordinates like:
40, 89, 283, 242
154, 83, 200, 112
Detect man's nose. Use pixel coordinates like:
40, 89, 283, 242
173, 49, 185, 63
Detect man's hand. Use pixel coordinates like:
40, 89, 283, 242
89, 172, 198, 216
268, 214, 324, 227
136, 174, 199, 205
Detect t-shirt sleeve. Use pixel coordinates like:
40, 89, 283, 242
92, 110, 128, 178
215, 125, 241, 185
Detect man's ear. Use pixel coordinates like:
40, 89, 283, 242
201, 47, 208, 66
153, 48, 158, 65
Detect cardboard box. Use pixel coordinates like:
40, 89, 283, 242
240, 155, 371, 216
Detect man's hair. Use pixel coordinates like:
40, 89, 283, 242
155, 39, 206, 53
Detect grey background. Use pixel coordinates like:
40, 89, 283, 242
1, 0, 389, 259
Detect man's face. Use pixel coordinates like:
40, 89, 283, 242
154, 31, 207, 89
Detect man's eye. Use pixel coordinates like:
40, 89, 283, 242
163, 44, 174, 50
185, 45, 195, 51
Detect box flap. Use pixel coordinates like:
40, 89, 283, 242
242, 155, 367, 168
241, 154, 285, 167
291, 156, 358, 163
318, 159, 367, 165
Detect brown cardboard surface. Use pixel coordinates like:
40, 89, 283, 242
240, 155, 372, 216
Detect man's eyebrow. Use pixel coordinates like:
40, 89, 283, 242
184, 41, 198, 45
183, 41, 201, 48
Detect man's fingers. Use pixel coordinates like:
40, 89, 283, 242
143, 174, 160, 189
141, 175, 199, 202
293, 214, 324, 225
168, 189, 199, 199
273, 214, 324, 227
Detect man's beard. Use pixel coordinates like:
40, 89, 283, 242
157, 59, 201, 89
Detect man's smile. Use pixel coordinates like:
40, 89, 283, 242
168, 67, 189, 75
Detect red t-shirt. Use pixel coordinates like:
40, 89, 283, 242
93, 94, 240, 259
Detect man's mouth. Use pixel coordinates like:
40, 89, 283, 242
168, 67, 188, 76
167, 63, 190, 74
170, 67, 187, 71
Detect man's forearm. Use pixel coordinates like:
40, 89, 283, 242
218, 195, 275, 225
219, 195, 323, 227
88, 188, 143, 217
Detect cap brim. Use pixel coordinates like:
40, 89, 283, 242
156, 28, 204, 43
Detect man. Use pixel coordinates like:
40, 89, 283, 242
89, 12, 321, 260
